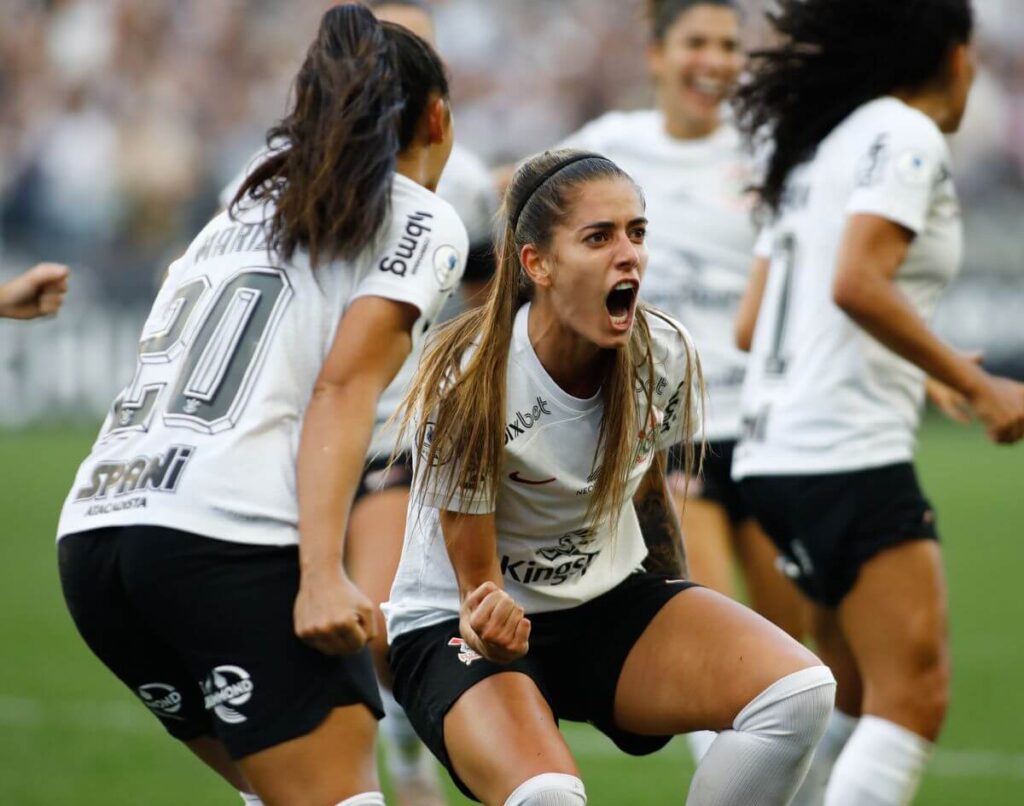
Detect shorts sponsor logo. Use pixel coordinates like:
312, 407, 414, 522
202, 665, 254, 724
433, 244, 460, 291
508, 471, 556, 486
448, 637, 483, 666
501, 529, 601, 587
137, 683, 185, 720
75, 445, 194, 503
505, 397, 551, 444
379, 211, 434, 277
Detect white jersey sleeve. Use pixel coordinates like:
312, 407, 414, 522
351, 198, 468, 323
846, 116, 948, 234
648, 313, 700, 452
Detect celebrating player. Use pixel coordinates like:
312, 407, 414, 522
55, 7, 466, 806
384, 149, 836, 806
558, 0, 805, 761
731, 1, 1024, 804
0, 262, 69, 320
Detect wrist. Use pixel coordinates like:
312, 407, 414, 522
959, 363, 990, 404
299, 555, 344, 581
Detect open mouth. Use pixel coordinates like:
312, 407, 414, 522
687, 76, 728, 103
606, 281, 638, 330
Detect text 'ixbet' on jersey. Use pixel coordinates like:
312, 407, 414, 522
733, 97, 962, 479
383, 306, 696, 641
58, 174, 468, 546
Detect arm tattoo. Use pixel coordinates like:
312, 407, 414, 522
635, 464, 688, 578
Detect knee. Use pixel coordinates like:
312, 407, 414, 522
734, 665, 836, 755
503, 773, 587, 806
871, 659, 950, 740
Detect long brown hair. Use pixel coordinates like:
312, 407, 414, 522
230, 4, 449, 266
397, 150, 703, 527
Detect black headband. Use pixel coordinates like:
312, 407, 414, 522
510, 152, 609, 232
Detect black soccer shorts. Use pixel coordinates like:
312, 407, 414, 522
740, 462, 939, 607
388, 571, 699, 801
58, 525, 383, 759
668, 440, 752, 524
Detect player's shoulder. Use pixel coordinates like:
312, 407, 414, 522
566, 109, 661, 151
391, 174, 468, 242
842, 97, 946, 153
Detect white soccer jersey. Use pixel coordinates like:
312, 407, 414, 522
218, 142, 497, 458
561, 111, 756, 441
58, 173, 468, 546
733, 97, 962, 478
383, 305, 696, 640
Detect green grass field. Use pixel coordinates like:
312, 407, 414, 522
1, 419, 1021, 804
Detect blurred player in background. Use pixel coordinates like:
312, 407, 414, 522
732, 1, 1024, 803
385, 149, 836, 806
0, 262, 69, 320
557, 0, 804, 762
55, 7, 466, 806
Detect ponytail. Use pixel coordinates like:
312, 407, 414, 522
231, 4, 449, 266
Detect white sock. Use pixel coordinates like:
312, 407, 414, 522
687, 666, 836, 805
790, 710, 858, 806
823, 716, 933, 806
686, 731, 718, 764
504, 773, 587, 805
334, 793, 386, 806
239, 794, 264, 805
379, 686, 428, 781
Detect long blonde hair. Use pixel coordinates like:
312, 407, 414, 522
396, 149, 703, 526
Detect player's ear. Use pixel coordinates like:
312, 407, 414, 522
520, 244, 552, 288
424, 95, 450, 146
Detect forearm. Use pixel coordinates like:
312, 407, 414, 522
635, 463, 688, 578
837, 278, 985, 398
296, 381, 378, 576
440, 511, 503, 599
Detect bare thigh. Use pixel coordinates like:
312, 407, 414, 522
837, 540, 949, 740
677, 493, 738, 598
346, 486, 409, 686
808, 605, 863, 717
238, 703, 380, 806
614, 587, 821, 736
734, 518, 807, 640
185, 736, 251, 792
444, 672, 578, 806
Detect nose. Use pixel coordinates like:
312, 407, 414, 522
613, 232, 642, 270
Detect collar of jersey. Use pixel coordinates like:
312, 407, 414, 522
513, 304, 603, 414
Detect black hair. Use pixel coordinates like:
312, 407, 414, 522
733, 0, 974, 214
366, 0, 433, 15
231, 4, 449, 266
647, 0, 739, 42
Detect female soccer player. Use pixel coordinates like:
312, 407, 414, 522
55, 7, 467, 806
384, 149, 836, 806
732, 2, 1024, 803
557, 0, 805, 759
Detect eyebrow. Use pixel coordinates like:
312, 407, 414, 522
578, 217, 649, 233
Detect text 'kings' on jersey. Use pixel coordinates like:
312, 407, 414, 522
58, 174, 469, 546
560, 110, 756, 441
733, 97, 962, 478
383, 304, 696, 640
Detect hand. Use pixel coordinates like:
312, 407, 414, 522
0, 263, 70, 320
926, 376, 972, 424
294, 569, 377, 655
967, 373, 1024, 445
459, 581, 531, 664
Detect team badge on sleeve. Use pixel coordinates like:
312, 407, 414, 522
433, 245, 461, 291
448, 637, 483, 666
895, 149, 933, 187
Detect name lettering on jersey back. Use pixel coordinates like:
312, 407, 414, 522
75, 445, 194, 504
194, 223, 269, 264
500, 529, 601, 586
505, 397, 552, 444
379, 211, 434, 277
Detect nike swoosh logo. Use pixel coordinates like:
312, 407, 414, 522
508, 472, 556, 485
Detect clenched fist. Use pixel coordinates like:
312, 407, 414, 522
459, 581, 531, 664
0, 263, 69, 320
294, 570, 377, 655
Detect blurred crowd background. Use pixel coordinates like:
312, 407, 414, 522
1, 0, 1022, 424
